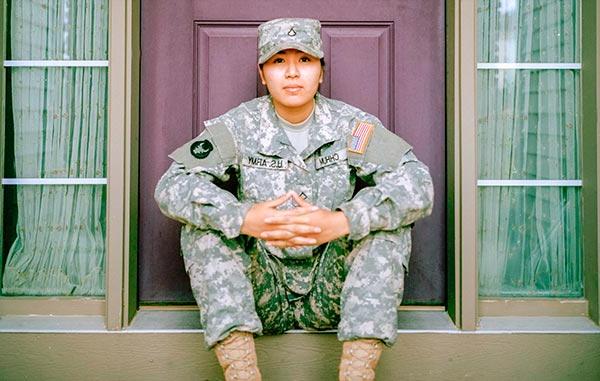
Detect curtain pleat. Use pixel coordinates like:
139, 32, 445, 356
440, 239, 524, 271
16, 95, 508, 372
2, 0, 108, 296
477, 0, 582, 297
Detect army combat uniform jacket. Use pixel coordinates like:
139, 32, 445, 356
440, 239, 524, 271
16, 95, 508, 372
155, 93, 434, 347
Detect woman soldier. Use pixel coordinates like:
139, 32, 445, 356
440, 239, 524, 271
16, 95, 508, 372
155, 18, 433, 381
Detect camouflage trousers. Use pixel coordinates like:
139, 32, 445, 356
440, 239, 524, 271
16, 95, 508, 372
181, 226, 411, 348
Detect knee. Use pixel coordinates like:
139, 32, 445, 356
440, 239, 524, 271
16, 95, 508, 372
341, 230, 410, 313
180, 226, 248, 268
347, 228, 411, 272
365, 228, 411, 247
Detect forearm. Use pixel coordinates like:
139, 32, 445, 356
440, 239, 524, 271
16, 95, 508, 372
154, 163, 251, 238
339, 159, 434, 240
256, 194, 350, 247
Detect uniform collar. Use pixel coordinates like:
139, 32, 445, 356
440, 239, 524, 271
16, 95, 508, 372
301, 93, 343, 159
256, 93, 344, 159
256, 96, 294, 157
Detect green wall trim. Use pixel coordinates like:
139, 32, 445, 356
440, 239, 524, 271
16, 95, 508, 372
0, 0, 6, 285
582, 0, 599, 324
445, 0, 457, 325
126, 0, 141, 327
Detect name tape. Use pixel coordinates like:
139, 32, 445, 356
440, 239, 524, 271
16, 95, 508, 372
315, 149, 347, 170
243, 156, 288, 170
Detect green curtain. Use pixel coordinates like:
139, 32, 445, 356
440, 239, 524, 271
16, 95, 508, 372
477, 0, 582, 297
2, 0, 108, 296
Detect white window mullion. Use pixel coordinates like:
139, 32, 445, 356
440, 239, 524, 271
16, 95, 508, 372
477, 180, 582, 187
477, 63, 581, 70
4, 60, 109, 68
2, 178, 107, 185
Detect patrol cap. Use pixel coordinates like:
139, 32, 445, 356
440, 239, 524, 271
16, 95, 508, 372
257, 18, 324, 64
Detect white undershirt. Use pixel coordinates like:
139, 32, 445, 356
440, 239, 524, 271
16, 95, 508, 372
276, 107, 314, 154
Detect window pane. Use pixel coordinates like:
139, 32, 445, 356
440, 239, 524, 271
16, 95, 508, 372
477, 0, 579, 63
478, 186, 583, 297
9, 0, 108, 61
477, 0, 582, 298
2, 185, 106, 296
1, 1, 108, 297
478, 69, 580, 180
10, 68, 108, 178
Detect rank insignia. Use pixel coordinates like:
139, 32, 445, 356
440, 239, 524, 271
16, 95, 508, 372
291, 192, 309, 207
348, 121, 374, 154
288, 27, 297, 36
190, 139, 213, 159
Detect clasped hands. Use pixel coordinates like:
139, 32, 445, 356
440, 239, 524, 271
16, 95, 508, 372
240, 191, 350, 248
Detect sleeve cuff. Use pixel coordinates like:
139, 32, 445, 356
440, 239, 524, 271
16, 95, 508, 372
337, 201, 371, 241
220, 201, 253, 239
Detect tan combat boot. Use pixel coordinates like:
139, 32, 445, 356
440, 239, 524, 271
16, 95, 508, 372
214, 331, 262, 381
338, 339, 383, 381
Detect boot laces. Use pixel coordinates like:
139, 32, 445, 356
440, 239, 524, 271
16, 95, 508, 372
340, 340, 382, 381
216, 333, 260, 381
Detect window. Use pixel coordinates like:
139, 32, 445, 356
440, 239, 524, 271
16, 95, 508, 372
1, 1, 108, 297
477, 0, 583, 299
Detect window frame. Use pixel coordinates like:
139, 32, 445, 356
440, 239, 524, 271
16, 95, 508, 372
0, 0, 130, 326
475, 0, 585, 309
448, 0, 599, 326
581, 0, 599, 324
0, 0, 6, 296
0, 0, 5, 306
106, 0, 140, 329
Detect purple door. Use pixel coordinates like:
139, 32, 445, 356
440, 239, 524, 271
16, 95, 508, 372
140, 0, 446, 304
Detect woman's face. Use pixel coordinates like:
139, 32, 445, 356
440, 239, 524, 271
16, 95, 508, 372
259, 49, 323, 113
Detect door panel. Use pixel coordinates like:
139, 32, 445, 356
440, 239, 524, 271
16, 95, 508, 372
140, 0, 445, 304
195, 25, 262, 124
325, 26, 391, 126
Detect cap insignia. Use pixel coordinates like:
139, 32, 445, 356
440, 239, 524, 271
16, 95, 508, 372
288, 27, 297, 36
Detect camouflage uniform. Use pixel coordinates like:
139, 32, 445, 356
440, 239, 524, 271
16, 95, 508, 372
155, 93, 434, 348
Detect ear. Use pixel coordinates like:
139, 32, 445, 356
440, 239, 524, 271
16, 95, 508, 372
257, 64, 266, 85
319, 68, 324, 84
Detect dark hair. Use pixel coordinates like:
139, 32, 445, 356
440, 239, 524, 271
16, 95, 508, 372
259, 57, 326, 70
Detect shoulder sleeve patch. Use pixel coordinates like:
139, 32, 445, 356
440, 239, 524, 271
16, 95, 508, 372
168, 122, 236, 170
348, 120, 375, 154
347, 120, 412, 167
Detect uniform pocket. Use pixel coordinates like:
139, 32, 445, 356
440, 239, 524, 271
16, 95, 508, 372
240, 154, 288, 203
369, 233, 409, 309
314, 160, 352, 209
373, 229, 412, 274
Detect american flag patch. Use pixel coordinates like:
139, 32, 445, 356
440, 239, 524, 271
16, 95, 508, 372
348, 121, 374, 154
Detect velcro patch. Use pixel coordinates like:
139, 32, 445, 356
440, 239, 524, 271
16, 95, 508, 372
348, 121, 374, 154
190, 139, 213, 159
315, 148, 347, 169
243, 156, 288, 170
